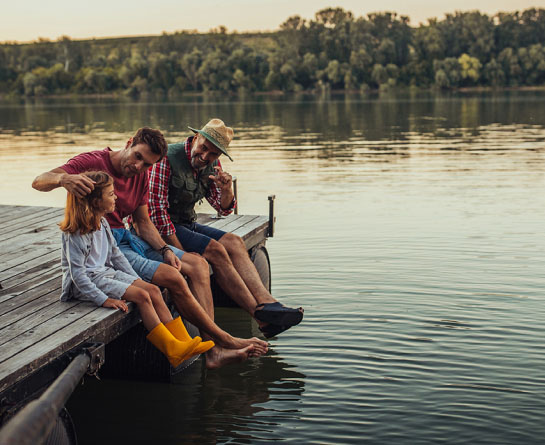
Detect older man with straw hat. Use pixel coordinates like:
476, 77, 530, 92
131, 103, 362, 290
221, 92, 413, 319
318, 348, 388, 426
149, 118, 304, 338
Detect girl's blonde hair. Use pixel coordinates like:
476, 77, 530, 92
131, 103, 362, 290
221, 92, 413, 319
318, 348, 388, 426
59, 171, 113, 234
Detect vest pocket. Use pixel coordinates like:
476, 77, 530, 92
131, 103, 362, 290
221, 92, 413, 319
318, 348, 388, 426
171, 174, 185, 188
184, 177, 198, 191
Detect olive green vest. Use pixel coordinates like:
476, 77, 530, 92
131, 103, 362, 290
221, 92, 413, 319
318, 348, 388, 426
167, 142, 218, 225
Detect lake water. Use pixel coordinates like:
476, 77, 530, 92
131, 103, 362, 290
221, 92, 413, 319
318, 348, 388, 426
1, 91, 544, 444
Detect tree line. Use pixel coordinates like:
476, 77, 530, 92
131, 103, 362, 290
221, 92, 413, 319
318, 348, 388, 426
1, 7, 544, 96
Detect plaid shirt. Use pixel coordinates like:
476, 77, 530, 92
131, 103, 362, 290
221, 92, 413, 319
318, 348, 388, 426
148, 137, 236, 236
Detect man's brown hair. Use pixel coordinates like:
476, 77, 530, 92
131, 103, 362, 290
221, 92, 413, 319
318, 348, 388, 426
131, 127, 168, 160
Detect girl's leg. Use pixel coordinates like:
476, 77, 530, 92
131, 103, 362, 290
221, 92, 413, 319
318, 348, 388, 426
122, 285, 160, 331
123, 283, 206, 367
131, 279, 172, 324
129, 280, 215, 355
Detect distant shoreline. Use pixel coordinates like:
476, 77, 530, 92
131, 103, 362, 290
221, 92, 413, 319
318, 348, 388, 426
2, 85, 545, 102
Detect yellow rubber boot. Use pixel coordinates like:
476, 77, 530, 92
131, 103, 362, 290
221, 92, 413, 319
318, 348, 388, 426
146, 323, 202, 368
165, 316, 215, 355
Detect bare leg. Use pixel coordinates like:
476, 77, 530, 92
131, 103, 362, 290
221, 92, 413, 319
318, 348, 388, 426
218, 234, 277, 311
202, 239, 267, 316
131, 279, 172, 324
179, 253, 268, 368
215, 234, 303, 336
151, 263, 268, 365
122, 285, 160, 331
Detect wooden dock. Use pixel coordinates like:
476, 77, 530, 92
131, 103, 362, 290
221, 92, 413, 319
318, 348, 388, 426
0, 204, 270, 405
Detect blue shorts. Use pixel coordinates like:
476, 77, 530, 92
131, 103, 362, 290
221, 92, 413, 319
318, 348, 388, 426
173, 222, 226, 255
117, 231, 185, 282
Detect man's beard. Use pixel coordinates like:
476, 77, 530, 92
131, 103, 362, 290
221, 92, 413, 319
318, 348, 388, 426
190, 153, 207, 170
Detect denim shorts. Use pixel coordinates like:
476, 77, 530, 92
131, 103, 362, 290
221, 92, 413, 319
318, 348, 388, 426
73, 268, 137, 300
173, 222, 226, 255
117, 231, 185, 282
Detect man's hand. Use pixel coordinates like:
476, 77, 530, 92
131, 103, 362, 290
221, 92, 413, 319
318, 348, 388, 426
59, 173, 96, 198
102, 298, 128, 312
163, 249, 182, 271
209, 166, 232, 192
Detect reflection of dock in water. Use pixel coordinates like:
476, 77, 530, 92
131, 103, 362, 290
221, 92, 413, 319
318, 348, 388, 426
67, 307, 306, 444
0, 203, 274, 443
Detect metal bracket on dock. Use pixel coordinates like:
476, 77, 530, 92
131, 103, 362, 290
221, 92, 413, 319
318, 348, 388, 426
81, 342, 105, 378
268, 195, 276, 238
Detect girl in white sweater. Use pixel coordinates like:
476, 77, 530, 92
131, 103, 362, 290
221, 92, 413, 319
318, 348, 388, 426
60, 170, 213, 368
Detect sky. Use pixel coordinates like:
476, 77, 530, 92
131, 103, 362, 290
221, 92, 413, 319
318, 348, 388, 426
2, 0, 544, 43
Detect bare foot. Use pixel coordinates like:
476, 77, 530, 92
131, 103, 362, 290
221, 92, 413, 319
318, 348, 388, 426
205, 345, 255, 369
218, 335, 268, 355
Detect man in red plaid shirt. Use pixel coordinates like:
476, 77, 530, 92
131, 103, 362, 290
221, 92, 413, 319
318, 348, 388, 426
149, 119, 304, 338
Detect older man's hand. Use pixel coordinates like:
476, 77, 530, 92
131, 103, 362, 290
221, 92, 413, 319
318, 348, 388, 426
209, 166, 232, 192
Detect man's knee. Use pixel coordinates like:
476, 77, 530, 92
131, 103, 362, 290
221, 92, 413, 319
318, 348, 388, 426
220, 232, 246, 253
152, 264, 186, 289
181, 253, 210, 279
205, 239, 230, 262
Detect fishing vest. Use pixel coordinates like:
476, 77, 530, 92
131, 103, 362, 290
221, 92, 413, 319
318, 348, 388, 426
167, 142, 218, 225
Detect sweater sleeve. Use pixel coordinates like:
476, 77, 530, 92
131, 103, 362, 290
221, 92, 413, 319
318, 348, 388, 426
62, 232, 110, 307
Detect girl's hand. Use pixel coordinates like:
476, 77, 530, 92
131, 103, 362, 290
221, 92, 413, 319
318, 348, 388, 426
102, 298, 128, 312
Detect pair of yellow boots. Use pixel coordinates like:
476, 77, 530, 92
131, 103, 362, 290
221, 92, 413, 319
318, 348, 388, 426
147, 316, 214, 368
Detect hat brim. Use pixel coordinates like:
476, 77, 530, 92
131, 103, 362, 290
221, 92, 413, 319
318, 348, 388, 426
189, 126, 233, 161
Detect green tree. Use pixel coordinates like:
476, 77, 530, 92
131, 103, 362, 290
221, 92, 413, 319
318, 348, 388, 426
483, 58, 505, 86
458, 53, 481, 84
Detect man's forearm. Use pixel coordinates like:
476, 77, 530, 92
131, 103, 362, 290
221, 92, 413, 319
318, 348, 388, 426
163, 233, 183, 250
32, 171, 64, 192
135, 218, 169, 250
220, 188, 235, 210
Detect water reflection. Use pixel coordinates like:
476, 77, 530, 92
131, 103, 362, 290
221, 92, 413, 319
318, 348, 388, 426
2, 91, 545, 138
67, 309, 305, 444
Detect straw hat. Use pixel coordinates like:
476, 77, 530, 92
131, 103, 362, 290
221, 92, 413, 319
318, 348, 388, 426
188, 119, 234, 161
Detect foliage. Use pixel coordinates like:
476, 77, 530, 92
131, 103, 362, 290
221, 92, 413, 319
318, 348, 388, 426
1, 7, 545, 96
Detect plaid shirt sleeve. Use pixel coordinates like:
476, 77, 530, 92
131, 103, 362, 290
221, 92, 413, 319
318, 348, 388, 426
148, 157, 176, 236
206, 159, 237, 216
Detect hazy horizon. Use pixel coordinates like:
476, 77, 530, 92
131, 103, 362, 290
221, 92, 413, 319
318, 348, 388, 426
2, 0, 543, 43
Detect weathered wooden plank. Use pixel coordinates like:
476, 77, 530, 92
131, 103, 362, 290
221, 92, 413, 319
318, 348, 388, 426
231, 216, 270, 249
0, 225, 59, 257
0, 278, 60, 313
214, 215, 260, 234
0, 213, 60, 245
0, 205, 51, 225
0, 250, 59, 283
0, 303, 98, 365
204, 214, 247, 230
0, 299, 80, 348
231, 215, 268, 237
0, 231, 58, 260
0, 304, 141, 394
0, 259, 59, 293
0, 268, 60, 306
0, 208, 62, 237
0, 247, 59, 280
0, 288, 63, 332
